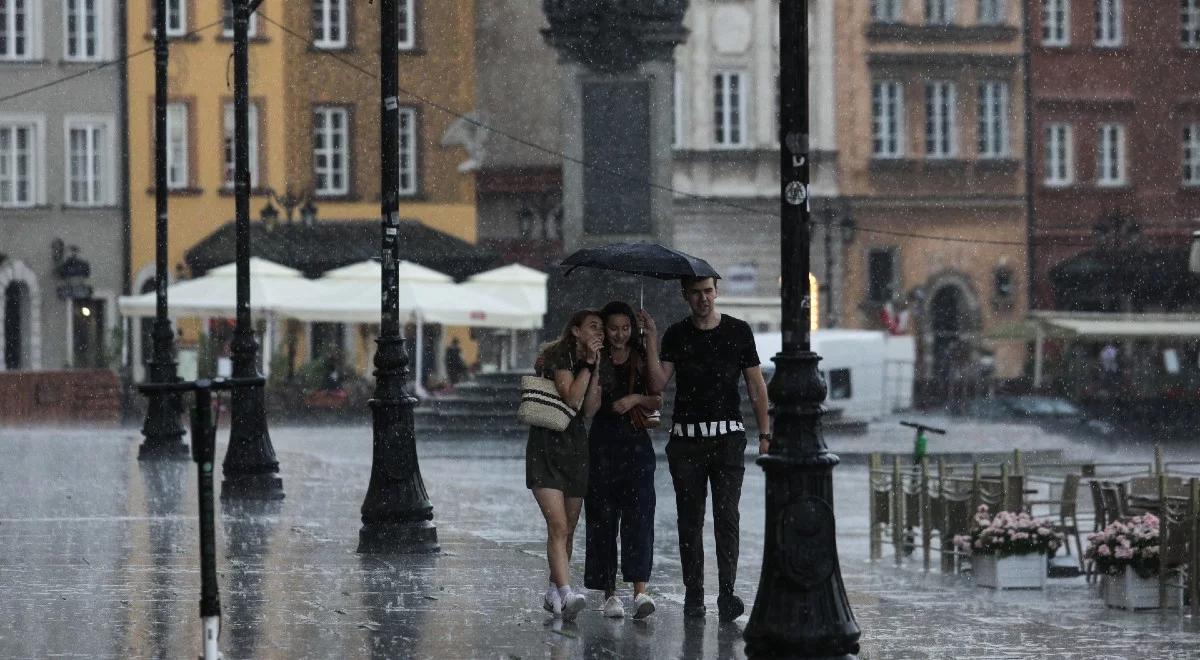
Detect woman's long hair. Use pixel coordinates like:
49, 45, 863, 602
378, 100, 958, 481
537, 308, 601, 365
599, 300, 644, 356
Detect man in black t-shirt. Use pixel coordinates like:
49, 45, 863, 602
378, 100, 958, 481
641, 276, 771, 622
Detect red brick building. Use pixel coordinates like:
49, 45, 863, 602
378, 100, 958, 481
1029, 0, 1200, 312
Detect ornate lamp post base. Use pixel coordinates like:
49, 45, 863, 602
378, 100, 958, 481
138, 384, 188, 460
358, 520, 440, 555
356, 384, 439, 555
221, 473, 285, 501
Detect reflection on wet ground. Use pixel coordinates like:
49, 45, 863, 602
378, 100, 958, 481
0, 424, 1198, 658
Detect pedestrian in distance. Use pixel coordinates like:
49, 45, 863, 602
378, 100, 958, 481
527, 309, 603, 620
584, 301, 662, 620
640, 275, 771, 622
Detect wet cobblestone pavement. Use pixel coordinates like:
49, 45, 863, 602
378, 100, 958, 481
1, 423, 1198, 658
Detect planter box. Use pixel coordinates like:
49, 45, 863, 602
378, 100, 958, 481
972, 553, 1046, 589
1102, 570, 1181, 610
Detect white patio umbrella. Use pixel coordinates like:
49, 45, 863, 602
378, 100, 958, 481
463, 263, 548, 369
117, 258, 320, 378
277, 260, 534, 394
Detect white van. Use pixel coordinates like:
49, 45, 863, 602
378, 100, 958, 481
754, 330, 915, 424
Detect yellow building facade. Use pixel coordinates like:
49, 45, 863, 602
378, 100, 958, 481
126, 0, 478, 291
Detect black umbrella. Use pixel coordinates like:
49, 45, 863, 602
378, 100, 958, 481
561, 242, 721, 308
562, 242, 721, 280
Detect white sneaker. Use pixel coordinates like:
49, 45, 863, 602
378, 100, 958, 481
561, 591, 587, 622
602, 596, 625, 618
543, 589, 562, 616
632, 592, 656, 620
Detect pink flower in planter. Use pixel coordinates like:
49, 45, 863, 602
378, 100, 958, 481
1097, 545, 1112, 557
1114, 546, 1133, 559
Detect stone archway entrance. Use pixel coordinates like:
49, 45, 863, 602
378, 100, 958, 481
929, 286, 965, 385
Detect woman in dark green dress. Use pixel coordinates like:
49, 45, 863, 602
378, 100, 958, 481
528, 309, 603, 620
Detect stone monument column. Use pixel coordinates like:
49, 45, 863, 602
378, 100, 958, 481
542, 1, 690, 331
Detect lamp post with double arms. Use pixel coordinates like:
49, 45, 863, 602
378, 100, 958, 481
743, 1, 861, 657
356, 0, 438, 554
138, 0, 188, 460
221, 0, 283, 500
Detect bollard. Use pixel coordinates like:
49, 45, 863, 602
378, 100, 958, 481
1154, 443, 1164, 475
192, 386, 221, 660
1159, 472, 1169, 609
920, 457, 931, 571
971, 463, 981, 513
869, 453, 881, 561
1013, 448, 1022, 476
1190, 479, 1199, 618
893, 456, 904, 566
1000, 463, 1010, 512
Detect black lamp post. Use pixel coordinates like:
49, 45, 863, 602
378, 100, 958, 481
221, 0, 283, 500
138, 0, 188, 460
743, 1, 861, 657
356, 0, 438, 554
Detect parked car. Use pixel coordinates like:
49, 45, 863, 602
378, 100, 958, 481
961, 394, 1117, 437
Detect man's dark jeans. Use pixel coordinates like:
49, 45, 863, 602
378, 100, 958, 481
665, 431, 747, 598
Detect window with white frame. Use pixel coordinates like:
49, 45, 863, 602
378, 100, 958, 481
222, 0, 258, 38
0, 0, 39, 60
65, 0, 104, 61
872, 81, 905, 158
871, 0, 901, 23
1095, 0, 1122, 47
0, 119, 40, 207
165, 0, 185, 37
925, 81, 957, 158
397, 0, 414, 50
978, 0, 1005, 24
713, 71, 745, 147
977, 80, 1009, 158
166, 102, 188, 189
673, 70, 683, 148
223, 102, 259, 189
66, 118, 111, 206
1184, 124, 1200, 185
313, 106, 349, 195
397, 107, 417, 195
313, 0, 346, 49
1184, 0, 1200, 47
1096, 123, 1126, 185
926, 0, 956, 25
1041, 0, 1069, 45
1044, 123, 1073, 185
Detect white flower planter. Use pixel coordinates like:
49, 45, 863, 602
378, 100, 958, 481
1102, 570, 1180, 610
972, 553, 1046, 589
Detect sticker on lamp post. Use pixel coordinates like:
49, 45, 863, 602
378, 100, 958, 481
785, 181, 807, 206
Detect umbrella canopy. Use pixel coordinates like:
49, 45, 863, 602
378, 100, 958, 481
118, 257, 319, 318
560, 242, 721, 280
276, 260, 539, 328
463, 263, 548, 316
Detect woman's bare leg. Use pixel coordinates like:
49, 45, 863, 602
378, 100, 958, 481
533, 487, 571, 586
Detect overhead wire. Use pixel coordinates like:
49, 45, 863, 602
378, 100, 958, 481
0, 11, 1101, 250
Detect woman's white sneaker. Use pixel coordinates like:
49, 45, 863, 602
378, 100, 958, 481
602, 596, 625, 618
632, 593, 656, 620
561, 591, 587, 622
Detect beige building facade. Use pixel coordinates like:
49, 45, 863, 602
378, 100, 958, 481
835, 0, 1030, 391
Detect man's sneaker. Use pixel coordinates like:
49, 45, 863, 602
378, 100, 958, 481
632, 593, 656, 620
602, 596, 625, 618
717, 592, 745, 622
684, 590, 706, 618
561, 591, 587, 622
